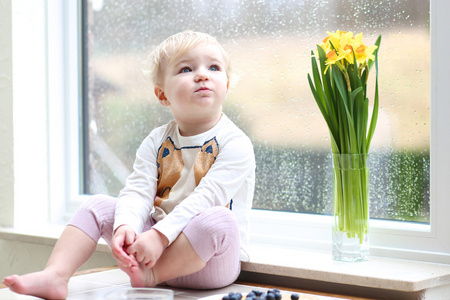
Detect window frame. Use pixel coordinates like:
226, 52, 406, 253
49, 0, 450, 263
47, 0, 84, 223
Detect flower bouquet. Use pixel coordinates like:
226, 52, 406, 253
308, 31, 381, 261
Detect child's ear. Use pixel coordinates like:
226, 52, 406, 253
154, 85, 170, 106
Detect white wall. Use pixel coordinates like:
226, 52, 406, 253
0, 0, 14, 228
0, 0, 117, 279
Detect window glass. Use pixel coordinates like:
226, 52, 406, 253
83, 0, 430, 223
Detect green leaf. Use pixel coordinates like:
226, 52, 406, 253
308, 74, 338, 144
317, 46, 334, 106
361, 98, 369, 154
351, 87, 365, 152
348, 50, 361, 90
367, 35, 382, 71
366, 79, 379, 150
332, 67, 358, 154
311, 51, 335, 128
360, 67, 369, 99
310, 51, 326, 109
366, 39, 380, 150
332, 67, 348, 106
312, 47, 340, 144
308, 74, 328, 122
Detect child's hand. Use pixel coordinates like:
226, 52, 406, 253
125, 228, 169, 269
111, 225, 137, 268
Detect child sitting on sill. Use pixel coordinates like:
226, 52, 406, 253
3, 30, 255, 299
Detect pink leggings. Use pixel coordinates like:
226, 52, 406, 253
69, 194, 241, 289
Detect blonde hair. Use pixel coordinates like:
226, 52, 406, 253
146, 31, 231, 86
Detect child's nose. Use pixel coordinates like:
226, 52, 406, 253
194, 67, 209, 81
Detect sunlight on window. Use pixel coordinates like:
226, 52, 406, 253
83, 0, 430, 223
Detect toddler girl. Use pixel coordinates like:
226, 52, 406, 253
2, 30, 255, 299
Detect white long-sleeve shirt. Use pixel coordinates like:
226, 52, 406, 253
113, 114, 255, 261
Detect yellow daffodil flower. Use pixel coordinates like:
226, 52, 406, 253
355, 44, 378, 64
320, 31, 378, 66
324, 49, 346, 73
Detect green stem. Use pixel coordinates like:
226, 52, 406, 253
333, 154, 369, 244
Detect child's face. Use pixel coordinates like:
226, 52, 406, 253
154, 43, 229, 134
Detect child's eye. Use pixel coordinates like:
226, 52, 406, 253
179, 67, 191, 73
209, 65, 220, 71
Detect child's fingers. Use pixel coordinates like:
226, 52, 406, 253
111, 226, 137, 267
121, 253, 138, 268
111, 245, 123, 261
111, 241, 134, 267
111, 238, 126, 256
125, 241, 134, 254
126, 243, 149, 266
113, 247, 128, 260
114, 251, 135, 267
124, 231, 136, 246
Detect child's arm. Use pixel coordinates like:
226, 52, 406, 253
111, 128, 165, 266
113, 129, 162, 237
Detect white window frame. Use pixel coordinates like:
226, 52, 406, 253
47, 0, 83, 223
48, 0, 450, 263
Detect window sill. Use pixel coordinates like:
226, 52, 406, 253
2, 227, 450, 299
0, 225, 111, 253
241, 244, 450, 299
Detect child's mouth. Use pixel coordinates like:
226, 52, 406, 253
195, 87, 211, 93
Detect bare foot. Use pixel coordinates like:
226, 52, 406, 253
118, 262, 158, 288
2, 270, 69, 300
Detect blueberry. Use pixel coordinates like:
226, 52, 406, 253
291, 293, 300, 300
222, 296, 230, 300
226, 293, 241, 300
274, 292, 282, 300
266, 293, 275, 300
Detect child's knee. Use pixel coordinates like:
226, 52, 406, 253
207, 205, 235, 219
68, 194, 116, 243
189, 206, 239, 243
77, 194, 116, 231
203, 206, 237, 230
82, 194, 116, 213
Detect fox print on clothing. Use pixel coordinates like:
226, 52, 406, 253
154, 136, 219, 219
155, 137, 184, 207
194, 138, 220, 186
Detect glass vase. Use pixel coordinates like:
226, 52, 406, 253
332, 153, 369, 262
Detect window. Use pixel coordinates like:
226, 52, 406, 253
82, 0, 430, 222
48, 0, 450, 263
